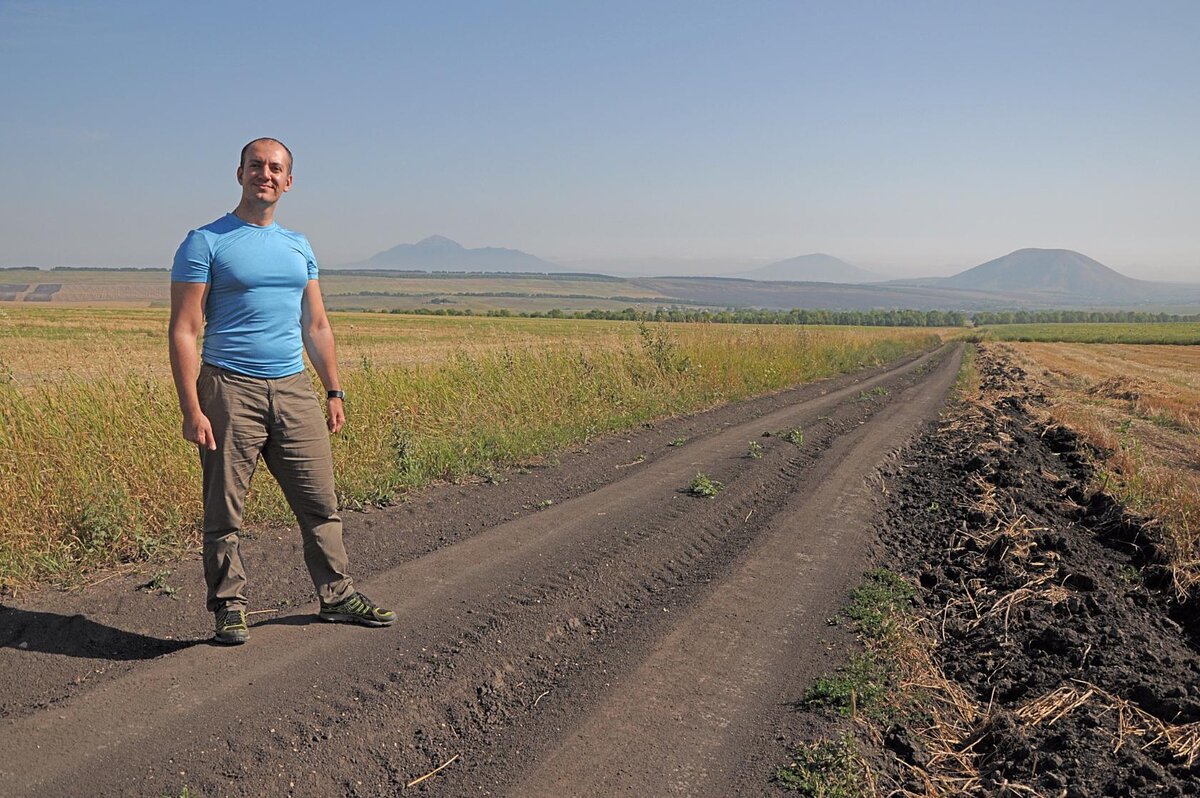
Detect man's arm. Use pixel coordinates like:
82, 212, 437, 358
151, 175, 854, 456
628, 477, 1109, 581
300, 280, 344, 434
168, 281, 217, 450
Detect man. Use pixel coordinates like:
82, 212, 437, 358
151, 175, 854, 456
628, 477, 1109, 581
169, 137, 394, 645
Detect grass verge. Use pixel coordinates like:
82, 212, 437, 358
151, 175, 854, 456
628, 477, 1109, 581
0, 314, 938, 589
777, 568, 983, 796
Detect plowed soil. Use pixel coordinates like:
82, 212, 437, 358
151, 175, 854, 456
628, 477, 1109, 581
0, 345, 966, 797
872, 344, 1200, 796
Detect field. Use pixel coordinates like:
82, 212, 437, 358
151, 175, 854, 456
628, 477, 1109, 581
826, 342, 1200, 795
1002, 341, 1200, 592
0, 305, 941, 587
979, 321, 1200, 344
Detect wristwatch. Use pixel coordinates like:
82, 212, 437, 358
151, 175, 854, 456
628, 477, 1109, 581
327, 390, 346, 401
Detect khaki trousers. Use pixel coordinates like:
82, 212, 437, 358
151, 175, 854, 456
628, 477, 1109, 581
197, 364, 354, 612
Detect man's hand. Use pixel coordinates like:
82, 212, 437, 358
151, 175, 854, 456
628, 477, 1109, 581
327, 397, 345, 434
183, 411, 218, 450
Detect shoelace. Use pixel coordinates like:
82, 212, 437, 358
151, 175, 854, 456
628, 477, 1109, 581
220, 610, 247, 629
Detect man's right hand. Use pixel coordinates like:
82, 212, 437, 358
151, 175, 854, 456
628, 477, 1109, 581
183, 413, 218, 450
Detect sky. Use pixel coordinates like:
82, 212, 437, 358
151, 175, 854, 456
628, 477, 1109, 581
1, 1, 1198, 280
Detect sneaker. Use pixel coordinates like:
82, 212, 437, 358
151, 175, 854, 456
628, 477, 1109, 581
214, 607, 249, 645
318, 592, 395, 627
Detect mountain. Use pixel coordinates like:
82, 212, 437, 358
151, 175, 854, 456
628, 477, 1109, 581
927, 248, 1154, 300
734, 253, 880, 283
360, 235, 562, 272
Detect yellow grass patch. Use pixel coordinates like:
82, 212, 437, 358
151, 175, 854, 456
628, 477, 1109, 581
0, 307, 940, 587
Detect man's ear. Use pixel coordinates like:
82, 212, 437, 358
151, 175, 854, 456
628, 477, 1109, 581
236, 165, 244, 185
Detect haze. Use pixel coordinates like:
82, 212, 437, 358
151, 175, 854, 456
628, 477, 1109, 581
1, 1, 1197, 282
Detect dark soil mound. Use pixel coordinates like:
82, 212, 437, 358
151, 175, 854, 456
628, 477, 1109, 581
877, 345, 1200, 797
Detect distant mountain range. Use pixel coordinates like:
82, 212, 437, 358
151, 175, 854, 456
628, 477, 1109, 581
893, 248, 1164, 302
734, 253, 881, 283
645, 248, 1200, 310
361, 235, 564, 272
347, 238, 1199, 310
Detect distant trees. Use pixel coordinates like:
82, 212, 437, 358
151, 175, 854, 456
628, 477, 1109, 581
382, 305, 1200, 326
972, 309, 1200, 325
389, 306, 968, 327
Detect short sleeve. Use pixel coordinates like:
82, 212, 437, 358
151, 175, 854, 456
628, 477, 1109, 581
171, 230, 212, 283
301, 235, 319, 280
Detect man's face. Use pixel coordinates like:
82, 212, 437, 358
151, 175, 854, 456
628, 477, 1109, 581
237, 141, 293, 205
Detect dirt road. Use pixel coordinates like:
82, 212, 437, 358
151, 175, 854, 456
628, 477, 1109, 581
0, 344, 962, 797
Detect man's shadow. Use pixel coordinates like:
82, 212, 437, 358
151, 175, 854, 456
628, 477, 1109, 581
0, 605, 201, 660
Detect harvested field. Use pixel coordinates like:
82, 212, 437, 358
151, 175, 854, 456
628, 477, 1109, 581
1003, 342, 1200, 594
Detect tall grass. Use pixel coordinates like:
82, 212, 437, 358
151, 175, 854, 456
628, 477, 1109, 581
0, 316, 937, 588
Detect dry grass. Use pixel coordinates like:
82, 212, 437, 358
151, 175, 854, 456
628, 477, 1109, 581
1000, 342, 1200, 595
1015, 681, 1200, 767
0, 307, 940, 588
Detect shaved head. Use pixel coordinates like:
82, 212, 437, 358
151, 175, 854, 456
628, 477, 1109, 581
240, 137, 293, 174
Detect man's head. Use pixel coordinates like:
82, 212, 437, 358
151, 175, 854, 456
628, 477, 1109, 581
240, 137, 293, 173
236, 138, 294, 208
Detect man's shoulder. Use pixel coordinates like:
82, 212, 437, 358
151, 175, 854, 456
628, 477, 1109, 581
195, 214, 242, 235
273, 223, 311, 245
273, 225, 316, 260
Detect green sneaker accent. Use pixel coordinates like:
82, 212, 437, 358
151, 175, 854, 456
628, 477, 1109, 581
214, 607, 248, 645
319, 592, 395, 627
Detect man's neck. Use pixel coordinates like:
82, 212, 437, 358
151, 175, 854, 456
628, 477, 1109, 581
232, 200, 276, 227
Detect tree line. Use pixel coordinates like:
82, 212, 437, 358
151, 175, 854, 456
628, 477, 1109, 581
391, 306, 968, 326
972, 309, 1200, 325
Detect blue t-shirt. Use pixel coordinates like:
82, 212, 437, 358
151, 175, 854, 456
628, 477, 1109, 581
171, 214, 319, 378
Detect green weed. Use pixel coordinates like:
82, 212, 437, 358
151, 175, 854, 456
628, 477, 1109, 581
783, 427, 804, 445
803, 653, 890, 719
688, 473, 723, 498
139, 570, 178, 599
775, 736, 868, 796
844, 568, 915, 640
780, 569, 920, 790
1118, 564, 1143, 586
856, 386, 889, 402
747, 441, 764, 459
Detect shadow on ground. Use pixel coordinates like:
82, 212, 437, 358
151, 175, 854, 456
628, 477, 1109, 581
0, 606, 200, 660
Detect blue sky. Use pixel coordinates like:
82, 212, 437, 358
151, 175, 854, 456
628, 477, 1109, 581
1, 1, 1197, 279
